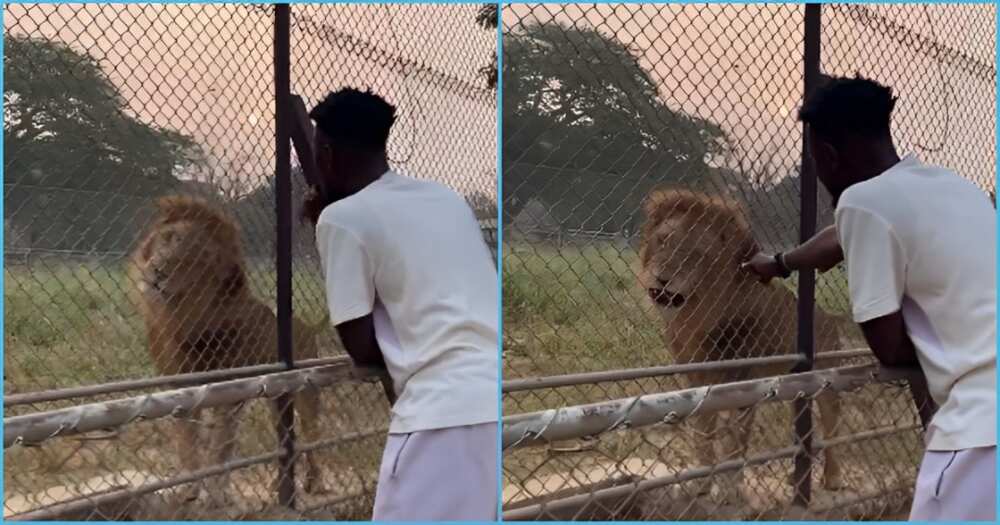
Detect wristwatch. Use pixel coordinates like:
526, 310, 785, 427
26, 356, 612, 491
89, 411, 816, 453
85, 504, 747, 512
774, 252, 793, 278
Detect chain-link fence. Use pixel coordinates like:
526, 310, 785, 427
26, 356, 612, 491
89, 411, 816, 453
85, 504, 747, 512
4, 3, 496, 520
501, 3, 994, 520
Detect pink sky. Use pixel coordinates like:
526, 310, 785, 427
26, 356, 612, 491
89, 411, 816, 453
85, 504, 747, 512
504, 3, 995, 190
3, 4, 994, 199
4, 3, 497, 199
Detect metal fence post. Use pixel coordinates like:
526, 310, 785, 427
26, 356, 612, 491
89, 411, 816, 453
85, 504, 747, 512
274, 2, 297, 509
791, 2, 822, 509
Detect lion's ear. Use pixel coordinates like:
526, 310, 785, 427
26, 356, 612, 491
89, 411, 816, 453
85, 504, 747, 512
708, 197, 759, 262
725, 213, 760, 262
155, 196, 187, 220
155, 195, 215, 224
642, 188, 686, 220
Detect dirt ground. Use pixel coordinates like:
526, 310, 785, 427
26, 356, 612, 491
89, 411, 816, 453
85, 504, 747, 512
5, 380, 389, 521
504, 453, 915, 521
5, 465, 376, 521
503, 388, 923, 522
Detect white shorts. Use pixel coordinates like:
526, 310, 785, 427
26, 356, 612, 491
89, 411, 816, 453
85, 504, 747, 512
909, 446, 996, 521
372, 422, 498, 522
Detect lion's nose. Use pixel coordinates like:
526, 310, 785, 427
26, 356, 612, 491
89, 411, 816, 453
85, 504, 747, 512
153, 268, 167, 281
657, 278, 669, 287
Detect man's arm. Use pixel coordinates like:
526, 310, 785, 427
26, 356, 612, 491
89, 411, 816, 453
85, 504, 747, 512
834, 204, 916, 368
335, 314, 396, 405
741, 224, 843, 283
859, 311, 920, 367
316, 218, 385, 368
784, 224, 843, 272
334, 314, 385, 368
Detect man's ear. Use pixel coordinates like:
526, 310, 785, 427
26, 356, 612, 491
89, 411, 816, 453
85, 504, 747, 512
824, 142, 840, 175
811, 138, 838, 172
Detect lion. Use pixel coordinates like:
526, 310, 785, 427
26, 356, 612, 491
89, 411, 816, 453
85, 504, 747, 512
637, 188, 850, 502
127, 195, 329, 503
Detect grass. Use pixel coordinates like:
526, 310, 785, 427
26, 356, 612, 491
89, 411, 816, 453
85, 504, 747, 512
4, 260, 335, 395
5, 243, 922, 519
4, 259, 387, 519
502, 241, 855, 390
501, 240, 922, 518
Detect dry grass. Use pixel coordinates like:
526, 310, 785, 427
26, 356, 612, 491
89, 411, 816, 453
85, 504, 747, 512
501, 241, 923, 520
4, 260, 388, 520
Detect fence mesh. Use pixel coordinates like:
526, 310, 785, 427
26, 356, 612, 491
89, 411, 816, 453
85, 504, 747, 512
4, 3, 496, 520
501, 3, 994, 520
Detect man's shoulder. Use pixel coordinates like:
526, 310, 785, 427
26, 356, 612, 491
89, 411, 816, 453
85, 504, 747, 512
394, 172, 462, 197
392, 173, 475, 212
316, 196, 369, 233
836, 180, 884, 215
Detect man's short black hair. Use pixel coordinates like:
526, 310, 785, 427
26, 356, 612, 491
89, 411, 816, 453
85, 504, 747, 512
309, 87, 397, 151
798, 74, 897, 147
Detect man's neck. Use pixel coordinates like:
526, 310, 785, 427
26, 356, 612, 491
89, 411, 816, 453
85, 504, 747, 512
850, 145, 902, 186
830, 145, 901, 207
349, 159, 390, 193
868, 148, 902, 179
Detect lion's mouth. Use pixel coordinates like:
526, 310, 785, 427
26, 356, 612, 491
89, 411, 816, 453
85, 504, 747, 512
648, 288, 686, 308
140, 278, 164, 295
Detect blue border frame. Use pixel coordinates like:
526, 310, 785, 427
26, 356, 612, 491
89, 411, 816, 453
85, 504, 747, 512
2, 2, 999, 525
1, 4, 6, 511
496, 2, 505, 521
994, 2, 999, 520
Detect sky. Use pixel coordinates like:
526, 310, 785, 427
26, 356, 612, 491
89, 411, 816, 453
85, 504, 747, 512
4, 3, 994, 201
503, 3, 996, 192
3, 3, 498, 200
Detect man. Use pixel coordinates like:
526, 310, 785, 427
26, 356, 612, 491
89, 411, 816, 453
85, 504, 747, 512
742, 75, 996, 521
302, 87, 498, 521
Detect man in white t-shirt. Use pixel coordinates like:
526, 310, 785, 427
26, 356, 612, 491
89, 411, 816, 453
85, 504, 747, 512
742, 75, 996, 521
301, 87, 499, 521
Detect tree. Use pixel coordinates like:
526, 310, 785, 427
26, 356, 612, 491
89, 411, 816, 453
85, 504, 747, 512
502, 22, 728, 231
229, 167, 318, 258
4, 35, 202, 252
475, 3, 498, 90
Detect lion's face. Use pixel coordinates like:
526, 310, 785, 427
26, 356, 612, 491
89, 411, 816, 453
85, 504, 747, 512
638, 189, 757, 311
132, 196, 245, 302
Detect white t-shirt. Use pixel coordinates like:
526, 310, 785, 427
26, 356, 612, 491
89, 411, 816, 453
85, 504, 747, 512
835, 154, 996, 451
315, 170, 499, 434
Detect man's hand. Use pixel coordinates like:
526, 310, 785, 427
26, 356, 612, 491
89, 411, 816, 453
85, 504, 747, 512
740, 225, 844, 283
740, 253, 783, 284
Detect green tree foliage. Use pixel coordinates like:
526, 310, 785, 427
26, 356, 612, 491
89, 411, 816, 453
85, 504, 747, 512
502, 22, 728, 231
4, 35, 201, 252
228, 167, 319, 258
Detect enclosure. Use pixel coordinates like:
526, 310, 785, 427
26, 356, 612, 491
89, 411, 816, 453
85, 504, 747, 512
4, 3, 497, 520
500, 3, 995, 520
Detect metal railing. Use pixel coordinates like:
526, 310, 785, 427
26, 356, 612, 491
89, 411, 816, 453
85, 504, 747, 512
4, 3, 496, 520
501, 3, 992, 520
